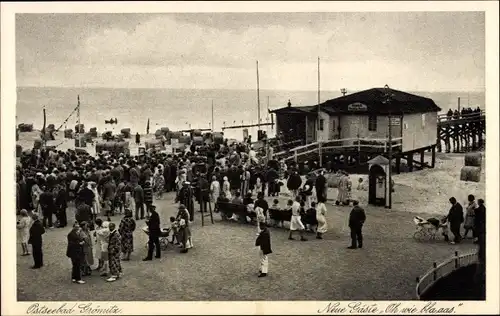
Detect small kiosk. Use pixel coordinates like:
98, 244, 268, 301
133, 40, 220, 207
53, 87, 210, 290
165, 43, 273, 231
368, 155, 390, 207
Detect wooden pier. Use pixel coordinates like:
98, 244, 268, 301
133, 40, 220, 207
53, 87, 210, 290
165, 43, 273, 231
269, 110, 485, 173
436, 111, 485, 153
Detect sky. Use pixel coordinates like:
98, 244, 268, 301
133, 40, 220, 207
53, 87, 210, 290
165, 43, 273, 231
16, 12, 485, 92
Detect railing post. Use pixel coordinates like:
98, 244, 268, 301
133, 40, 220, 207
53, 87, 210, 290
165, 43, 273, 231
416, 277, 420, 297
455, 251, 459, 269
384, 135, 388, 153
432, 262, 437, 281
357, 134, 360, 152
294, 149, 298, 163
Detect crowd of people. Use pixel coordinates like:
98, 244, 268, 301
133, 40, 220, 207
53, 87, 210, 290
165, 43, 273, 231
15, 135, 485, 282
443, 195, 486, 248
15, 139, 335, 280
445, 106, 482, 120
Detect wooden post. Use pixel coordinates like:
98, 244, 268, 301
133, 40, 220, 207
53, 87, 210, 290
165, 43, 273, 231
420, 149, 425, 169
305, 117, 308, 145
408, 152, 414, 172
294, 149, 298, 163
431, 145, 436, 168
395, 155, 401, 174
433, 262, 438, 281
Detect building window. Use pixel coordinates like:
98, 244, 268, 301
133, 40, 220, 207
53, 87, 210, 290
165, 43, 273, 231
319, 119, 324, 131
368, 115, 377, 131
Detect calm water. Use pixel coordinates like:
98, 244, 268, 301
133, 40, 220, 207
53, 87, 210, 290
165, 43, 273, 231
16, 87, 484, 141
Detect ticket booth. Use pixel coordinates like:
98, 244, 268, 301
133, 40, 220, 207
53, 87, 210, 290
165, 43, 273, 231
368, 155, 389, 206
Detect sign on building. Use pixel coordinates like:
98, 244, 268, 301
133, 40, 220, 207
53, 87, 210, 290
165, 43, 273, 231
390, 117, 401, 126
164, 145, 173, 154
347, 102, 368, 111
171, 138, 179, 148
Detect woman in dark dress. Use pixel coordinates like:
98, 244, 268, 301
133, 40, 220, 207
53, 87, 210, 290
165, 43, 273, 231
119, 209, 136, 261
176, 204, 192, 253
107, 222, 122, 282
66, 223, 85, 284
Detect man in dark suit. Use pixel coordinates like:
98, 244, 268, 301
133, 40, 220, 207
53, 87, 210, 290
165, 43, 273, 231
315, 170, 327, 202
39, 186, 55, 228
143, 205, 161, 260
446, 197, 464, 244
348, 200, 366, 249
28, 214, 45, 269
255, 222, 272, 277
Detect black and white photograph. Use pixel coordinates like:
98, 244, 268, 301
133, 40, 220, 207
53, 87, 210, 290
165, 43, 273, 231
1, 1, 499, 315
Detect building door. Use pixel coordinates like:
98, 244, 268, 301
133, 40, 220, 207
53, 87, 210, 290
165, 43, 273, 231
306, 116, 316, 143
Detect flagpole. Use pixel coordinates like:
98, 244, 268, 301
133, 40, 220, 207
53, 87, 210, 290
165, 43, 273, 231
211, 100, 214, 132
77, 95, 81, 147
42, 106, 47, 147
317, 57, 322, 167
257, 60, 261, 131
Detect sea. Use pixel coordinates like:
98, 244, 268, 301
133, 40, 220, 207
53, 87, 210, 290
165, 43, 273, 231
15, 87, 485, 141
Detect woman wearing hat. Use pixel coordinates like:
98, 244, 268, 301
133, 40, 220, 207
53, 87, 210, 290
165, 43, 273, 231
222, 176, 232, 200
119, 209, 136, 261
17, 209, 32, 256
66, 223, 86, 284
176, 204, 192, 253
107, 222, 122, 282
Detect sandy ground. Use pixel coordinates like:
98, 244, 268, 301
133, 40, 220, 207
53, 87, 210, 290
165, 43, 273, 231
16, 192, 477, 301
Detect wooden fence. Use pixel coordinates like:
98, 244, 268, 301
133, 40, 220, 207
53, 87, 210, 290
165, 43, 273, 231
415, 251, 478, 299
273, 137, 403, 161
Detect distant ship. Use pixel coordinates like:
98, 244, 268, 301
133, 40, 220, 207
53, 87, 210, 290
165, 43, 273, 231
105, 118, 118, 124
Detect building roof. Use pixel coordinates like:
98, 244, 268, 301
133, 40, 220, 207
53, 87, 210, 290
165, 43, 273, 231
269, 105, 317, 115
319, 88, 441, 115
270, 88, 442, 116
368, 155, 390, 166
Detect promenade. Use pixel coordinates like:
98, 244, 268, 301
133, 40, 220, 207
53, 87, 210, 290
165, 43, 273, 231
16, 191, 476, 301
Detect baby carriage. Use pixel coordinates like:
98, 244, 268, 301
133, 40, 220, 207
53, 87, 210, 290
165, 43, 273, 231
413, 216, 449, 241
142, 226, 174, 251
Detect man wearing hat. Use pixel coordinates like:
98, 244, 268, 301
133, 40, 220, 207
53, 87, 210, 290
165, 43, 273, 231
176, 181, 194, 222
143, 204, 161, 260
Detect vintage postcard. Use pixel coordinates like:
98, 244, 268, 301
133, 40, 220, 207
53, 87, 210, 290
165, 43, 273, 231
1, 1, 499, 315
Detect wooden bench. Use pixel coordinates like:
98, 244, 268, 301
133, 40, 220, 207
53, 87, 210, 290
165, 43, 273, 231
269, 208, 292, 224
217, 203, 319, 230
216, 202, 257, 224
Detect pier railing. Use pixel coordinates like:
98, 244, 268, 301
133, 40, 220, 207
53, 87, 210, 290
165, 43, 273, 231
437, 110, 485, 123
415, 251, 478, 300
273, 137, 403, 161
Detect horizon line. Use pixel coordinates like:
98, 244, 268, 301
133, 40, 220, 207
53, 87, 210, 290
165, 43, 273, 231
16, 85, 485, 94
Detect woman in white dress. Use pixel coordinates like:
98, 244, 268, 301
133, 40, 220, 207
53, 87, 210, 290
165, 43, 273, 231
31, 182, 43, 214
17, 209, 32, 256
222, 176, 232, 199
210, 175, 220, 203
315, 199, 328, 239
123, 191, 135, 212
89, 182, 100, 221
288, 198, 307, 241
254, 177, 263, 195
95, 220, 110, 277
